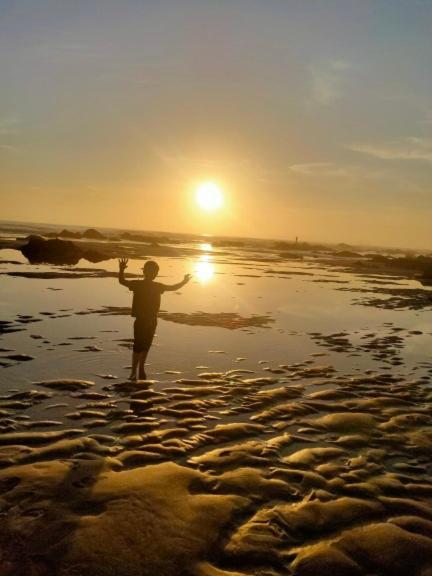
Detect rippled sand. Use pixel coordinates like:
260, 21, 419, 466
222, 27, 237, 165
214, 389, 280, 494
1, 360, 432, 575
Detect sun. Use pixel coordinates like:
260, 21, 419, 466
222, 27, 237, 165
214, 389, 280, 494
195, 181, 223, 212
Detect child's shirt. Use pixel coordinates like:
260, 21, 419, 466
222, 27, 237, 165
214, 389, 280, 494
128, 280, 166, 320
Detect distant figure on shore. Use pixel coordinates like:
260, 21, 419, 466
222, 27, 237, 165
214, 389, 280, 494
118, 258, 191, 380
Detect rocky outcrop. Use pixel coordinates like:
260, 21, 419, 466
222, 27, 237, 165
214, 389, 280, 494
421, 265, 432, 285
21, 236, 109, 265
45, 228, 107, 240
82, 228, 107, 240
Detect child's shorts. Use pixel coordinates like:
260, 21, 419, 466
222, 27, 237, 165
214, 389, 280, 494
133, 318, 157, 353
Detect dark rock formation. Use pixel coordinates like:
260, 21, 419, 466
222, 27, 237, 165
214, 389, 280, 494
21, 237, 109, 265
82, 228, 106, 240
58, 229, 82, 239
46, 228, 106, 240
421, 266, 432, 286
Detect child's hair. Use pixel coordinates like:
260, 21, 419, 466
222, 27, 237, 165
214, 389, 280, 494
143, 260, 159, 277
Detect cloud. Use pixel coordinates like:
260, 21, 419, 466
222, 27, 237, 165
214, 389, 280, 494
289, 162, 384, 180
350, 137, 432, 163
289, 162, 349, 176
0, 116, 20, 136
309, 59, 351, 106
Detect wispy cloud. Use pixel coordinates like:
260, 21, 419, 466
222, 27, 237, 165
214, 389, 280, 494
289, 162, 383, 180
309, 59, 351, 106
0, 116, 20, 136
350, 137, 432, 163
289, 162, 349, 177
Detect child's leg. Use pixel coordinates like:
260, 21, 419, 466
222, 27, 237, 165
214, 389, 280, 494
138, 349, 149, 379
129, 351, 140, 380
138, 321, 156, 379
130, 318, 143, 380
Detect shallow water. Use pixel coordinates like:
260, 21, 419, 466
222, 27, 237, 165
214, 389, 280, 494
2, 229, 432, 576
2, 244, 432, 385
1, 236, 431, 429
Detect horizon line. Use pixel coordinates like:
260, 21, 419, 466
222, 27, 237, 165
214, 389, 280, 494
0, 217, 430, 254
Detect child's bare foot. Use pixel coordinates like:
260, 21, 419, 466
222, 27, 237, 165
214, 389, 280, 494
138, 371, 147, 380
128, 372, 137, 381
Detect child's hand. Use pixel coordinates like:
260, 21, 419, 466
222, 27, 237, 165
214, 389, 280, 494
184, 273, 192, 283
119, 258, 128, 270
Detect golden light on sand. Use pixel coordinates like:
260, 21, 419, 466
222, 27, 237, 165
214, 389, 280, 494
195, 182, 223, 212
194, 254, 214, 283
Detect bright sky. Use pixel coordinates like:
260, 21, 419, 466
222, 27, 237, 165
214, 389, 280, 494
1, 0, 431, 249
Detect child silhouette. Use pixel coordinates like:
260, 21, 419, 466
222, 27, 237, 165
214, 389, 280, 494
118, 258, 191, 380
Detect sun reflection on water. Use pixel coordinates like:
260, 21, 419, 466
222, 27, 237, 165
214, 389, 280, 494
200, 242, 213, 252
194, 254, 215, 283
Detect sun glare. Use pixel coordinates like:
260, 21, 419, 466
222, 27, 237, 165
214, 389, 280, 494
195, 182, 223, 212
194, 254, 215, 283
200, 242, 213, 252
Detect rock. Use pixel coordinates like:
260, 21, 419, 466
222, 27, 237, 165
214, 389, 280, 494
58, 229, 82, 238
82, 228, 106, 240
21, 236, 109, 265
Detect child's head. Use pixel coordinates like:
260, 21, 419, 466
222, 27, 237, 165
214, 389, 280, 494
142, 260, 159, 279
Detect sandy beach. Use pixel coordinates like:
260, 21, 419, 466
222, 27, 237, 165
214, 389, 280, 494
3, 1, 432, 571
1, 223, 432, 575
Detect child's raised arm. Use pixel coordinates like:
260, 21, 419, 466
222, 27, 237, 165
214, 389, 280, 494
161, 274, 192, 292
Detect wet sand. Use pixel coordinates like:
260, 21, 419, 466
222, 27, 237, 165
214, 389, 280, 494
0, 362, 432, 575
1, 226, 432, 575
